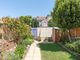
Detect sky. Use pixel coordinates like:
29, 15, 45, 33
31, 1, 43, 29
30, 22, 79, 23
0, 0, 55, 17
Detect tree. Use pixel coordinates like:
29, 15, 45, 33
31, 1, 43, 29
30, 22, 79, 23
31, 19, 39, 27
19, 16, 39, 27
51, 0, 80, 42
2, 17, 32, 43
19, 16, 32, 26
48, 19, 57, 27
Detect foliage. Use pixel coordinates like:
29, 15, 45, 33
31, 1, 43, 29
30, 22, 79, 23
0, 23, 3, 27
14, 44, 26, 59
0, 33, 2, 39
19, 16, 32, 26
51, 0, 80, 42
19, 16, 39, 27
52, 0, 80, 29
14, 38, 33, 60
5, 52, 20, 60
48, 19, 57, 27
22, 38, 33, 45
1, 16, 33, 60
2, 17, 32, 43
65, 40, 80, 53
31, 19, 39, 27
1, 37, 33, 60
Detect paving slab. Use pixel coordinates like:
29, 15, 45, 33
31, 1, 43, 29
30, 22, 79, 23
24, 41, 41, 60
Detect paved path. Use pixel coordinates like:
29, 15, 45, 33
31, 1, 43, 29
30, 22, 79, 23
24, 41, 41, 60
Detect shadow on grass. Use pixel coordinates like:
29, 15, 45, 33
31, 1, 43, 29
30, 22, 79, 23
39, 43, 66, 52
39, 43, 78, 60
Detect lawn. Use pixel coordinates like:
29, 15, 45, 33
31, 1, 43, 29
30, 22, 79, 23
39, 43, 78, 60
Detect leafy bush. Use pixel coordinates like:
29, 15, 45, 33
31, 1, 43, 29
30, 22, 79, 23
14, 38, 33, 60
65, 40, 80, 53
0, 33, 2, 39
2, 51, 21, 60
2, 17, 32, 43
3, 38, 33, 60
1, 17, 33, 60
14, 44, 26, 59
22, 38, 33, 45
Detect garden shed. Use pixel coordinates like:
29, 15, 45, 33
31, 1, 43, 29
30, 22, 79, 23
31, 27, 60, 42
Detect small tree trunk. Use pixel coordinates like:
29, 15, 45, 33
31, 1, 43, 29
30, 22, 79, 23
60, 30, 66, 43
60, 31, 64, 40
67, 30, 72, 42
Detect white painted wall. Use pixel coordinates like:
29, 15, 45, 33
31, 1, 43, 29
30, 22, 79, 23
39, 27, 52, 37
32, 27, 53, 38
32, 27, 59, 42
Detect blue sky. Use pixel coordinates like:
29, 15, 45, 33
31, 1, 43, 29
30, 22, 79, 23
0, 0, 55, 17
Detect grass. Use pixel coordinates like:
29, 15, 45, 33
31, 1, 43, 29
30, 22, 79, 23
39, 43, 78, 60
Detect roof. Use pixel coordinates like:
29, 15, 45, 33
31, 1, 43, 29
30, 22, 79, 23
33, 16, 51, 22
32, 27, 60, 29
53, 27, 60, 29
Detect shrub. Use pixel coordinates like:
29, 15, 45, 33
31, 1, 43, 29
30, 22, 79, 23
0, 33, 2, 39
65, 40, 80, 53
14, 38, 33, 60
14, 44, 26, 59
2, 51, 21, 60
2, 17, 32, 43
3, 38, 33, 60
22, 38, 33, 46
1, 17, 33, 60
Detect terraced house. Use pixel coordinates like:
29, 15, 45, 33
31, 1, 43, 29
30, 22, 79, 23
34, 15, 51, 27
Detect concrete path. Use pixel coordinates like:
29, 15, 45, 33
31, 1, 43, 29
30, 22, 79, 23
24, 41, 41, 60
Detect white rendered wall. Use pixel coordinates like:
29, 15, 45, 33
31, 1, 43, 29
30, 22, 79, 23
32, 27, 53, 38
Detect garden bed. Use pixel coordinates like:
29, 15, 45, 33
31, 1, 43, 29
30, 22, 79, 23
0, 40, 16, 60
65, 40, 80, 54
0, 38, 33, 60
58, 42, 80, 59
59, 40, 80, 59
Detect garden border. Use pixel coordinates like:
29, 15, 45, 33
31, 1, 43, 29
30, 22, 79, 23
58, 42, 80, 60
